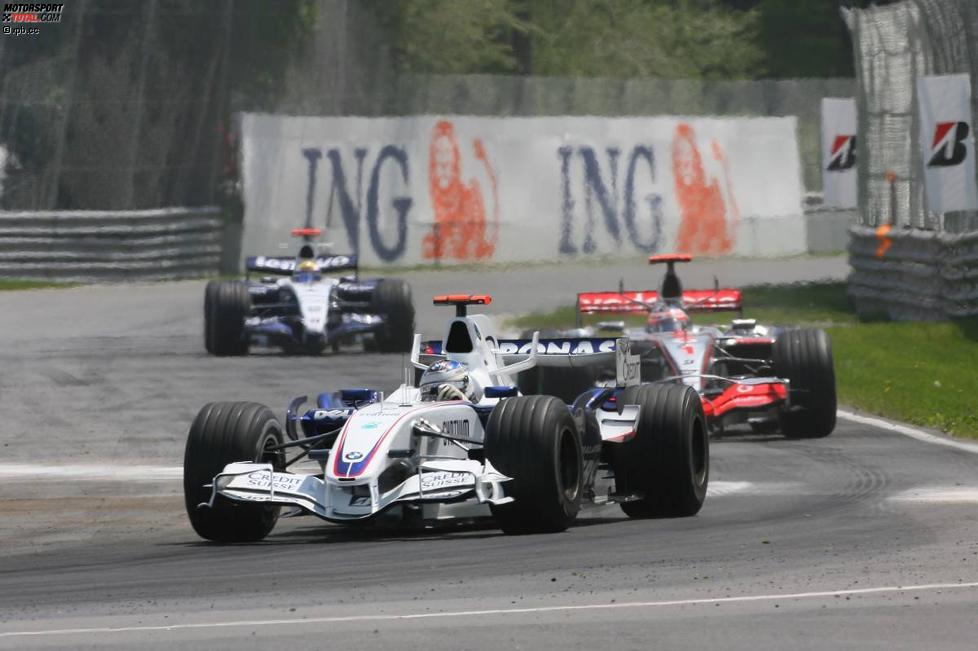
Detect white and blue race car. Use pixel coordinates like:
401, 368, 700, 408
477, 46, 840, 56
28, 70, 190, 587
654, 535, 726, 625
184, 294, 709, 542
204, 228, 414, 355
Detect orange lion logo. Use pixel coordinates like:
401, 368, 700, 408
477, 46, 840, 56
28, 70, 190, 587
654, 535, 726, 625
672, 123, 739, 255
423, 120, 498, 261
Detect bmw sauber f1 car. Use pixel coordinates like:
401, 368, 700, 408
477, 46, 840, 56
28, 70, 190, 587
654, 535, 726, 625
184, 294, 709, 542
204, 228, 415, 355
544, 254, 837, 439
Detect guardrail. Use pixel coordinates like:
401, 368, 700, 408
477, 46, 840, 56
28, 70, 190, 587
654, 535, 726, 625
848, 225, 978, 319
0, 207, 224, 281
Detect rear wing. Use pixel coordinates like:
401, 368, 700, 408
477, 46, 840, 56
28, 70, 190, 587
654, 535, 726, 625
417, 336, 640, 386
577, 289, 743, 314
245, 254, 358, 276
420, 337, 619, 359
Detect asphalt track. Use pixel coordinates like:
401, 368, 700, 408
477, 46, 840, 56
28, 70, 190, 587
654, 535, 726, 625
3, 256, 978, 649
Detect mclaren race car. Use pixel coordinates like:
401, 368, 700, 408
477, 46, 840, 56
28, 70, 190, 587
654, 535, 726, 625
540, 254, 837, 439
203, 228, 415, 355
184, 294, 709, 542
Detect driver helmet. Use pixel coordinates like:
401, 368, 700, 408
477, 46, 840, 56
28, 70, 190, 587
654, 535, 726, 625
419, 360, 481, 402
646, 305, 691, 333
294, 259, 320, 282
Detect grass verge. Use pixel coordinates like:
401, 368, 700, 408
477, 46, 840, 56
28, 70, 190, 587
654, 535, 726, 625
0, 279, 80, 291
509, 282, 978, 439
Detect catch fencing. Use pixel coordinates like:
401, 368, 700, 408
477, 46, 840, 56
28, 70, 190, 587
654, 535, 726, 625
0, 1, 233, 212
0, 0, 853, 214
844, 0, 978, 318
0, 207, 225, 281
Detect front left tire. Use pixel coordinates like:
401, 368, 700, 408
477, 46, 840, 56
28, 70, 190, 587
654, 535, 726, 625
485, 395, 583, 534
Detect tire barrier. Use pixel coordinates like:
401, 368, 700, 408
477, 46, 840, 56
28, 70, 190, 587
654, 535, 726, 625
0, 207, 224, 281
848, 225, 978, 319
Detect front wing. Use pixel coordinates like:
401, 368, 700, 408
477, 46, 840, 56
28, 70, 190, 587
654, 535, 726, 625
701, 376, 788, 419
199, 459, 512, 523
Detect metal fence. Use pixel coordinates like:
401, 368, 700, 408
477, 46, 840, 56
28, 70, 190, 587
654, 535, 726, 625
0, 0, 234, 212
845, 0, 978, 318
0, 0, 855, 216
0, 207, 224, 281
844, 0, 978, 232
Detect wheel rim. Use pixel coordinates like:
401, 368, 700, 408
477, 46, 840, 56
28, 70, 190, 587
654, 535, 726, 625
558, 426, 581, 502
257, 428, 283, 468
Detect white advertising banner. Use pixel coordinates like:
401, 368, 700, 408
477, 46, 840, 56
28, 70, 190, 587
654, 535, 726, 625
240, 114, 804, 267
917, 73, 978, 213
821, 98, 858, 208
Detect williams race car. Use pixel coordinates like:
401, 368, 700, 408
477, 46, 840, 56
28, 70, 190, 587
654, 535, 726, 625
184, 294, 709, 542
540, 254, 837, 439
203, 228, 415, 355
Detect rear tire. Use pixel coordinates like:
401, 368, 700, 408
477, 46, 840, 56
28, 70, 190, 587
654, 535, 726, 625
372, 279, 415, 353
615, 384, 709, 518
773, 328, 836, 439
485, 396, 583, 534
184, 402, 284, 542
204, 280, 251, 356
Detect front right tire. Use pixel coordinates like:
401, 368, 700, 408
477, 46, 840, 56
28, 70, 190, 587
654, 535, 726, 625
371, 279, 415, 353
614, 384, 709, 518
773, 328, 837, 439
184, 402, 284, 542
204, 280, 251, 356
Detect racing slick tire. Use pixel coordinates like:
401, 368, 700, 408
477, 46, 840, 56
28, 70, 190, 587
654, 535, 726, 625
773, 328, 836, 439
485, 395, 583, 534
372, 279, 415, 353
204, 280, 251, 356
184, 402, 285, 542
615, 384, 709, 518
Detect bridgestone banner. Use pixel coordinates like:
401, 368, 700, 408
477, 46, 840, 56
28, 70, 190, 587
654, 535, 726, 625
239, 115, 804, 267
820, 98, 858, 208
917, 73, 978, 213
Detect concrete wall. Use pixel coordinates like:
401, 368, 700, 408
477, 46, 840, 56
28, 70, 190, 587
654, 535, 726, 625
240, 113, 811, 268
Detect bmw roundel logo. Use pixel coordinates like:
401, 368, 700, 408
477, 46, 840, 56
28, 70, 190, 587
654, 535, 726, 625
344, 451, 364, 461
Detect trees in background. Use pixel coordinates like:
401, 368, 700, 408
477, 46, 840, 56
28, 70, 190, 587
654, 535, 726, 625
367, 0, 859, 80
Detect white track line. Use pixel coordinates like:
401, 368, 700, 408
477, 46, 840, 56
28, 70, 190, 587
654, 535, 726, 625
3, 580, 977, 639
889, 487, 978, 503
837, 409, 978, 455
706, 480, 755, 497
0, 464, 181, 481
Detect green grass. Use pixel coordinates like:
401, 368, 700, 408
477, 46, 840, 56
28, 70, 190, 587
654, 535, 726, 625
829, 321, 978, 437
0, 278, 79, 291
509, 281, 978, 439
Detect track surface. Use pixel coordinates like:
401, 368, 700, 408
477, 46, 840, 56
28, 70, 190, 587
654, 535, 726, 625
4, 256, 978, 649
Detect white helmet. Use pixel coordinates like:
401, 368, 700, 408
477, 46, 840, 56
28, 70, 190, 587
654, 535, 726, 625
419, 360, 480, 402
